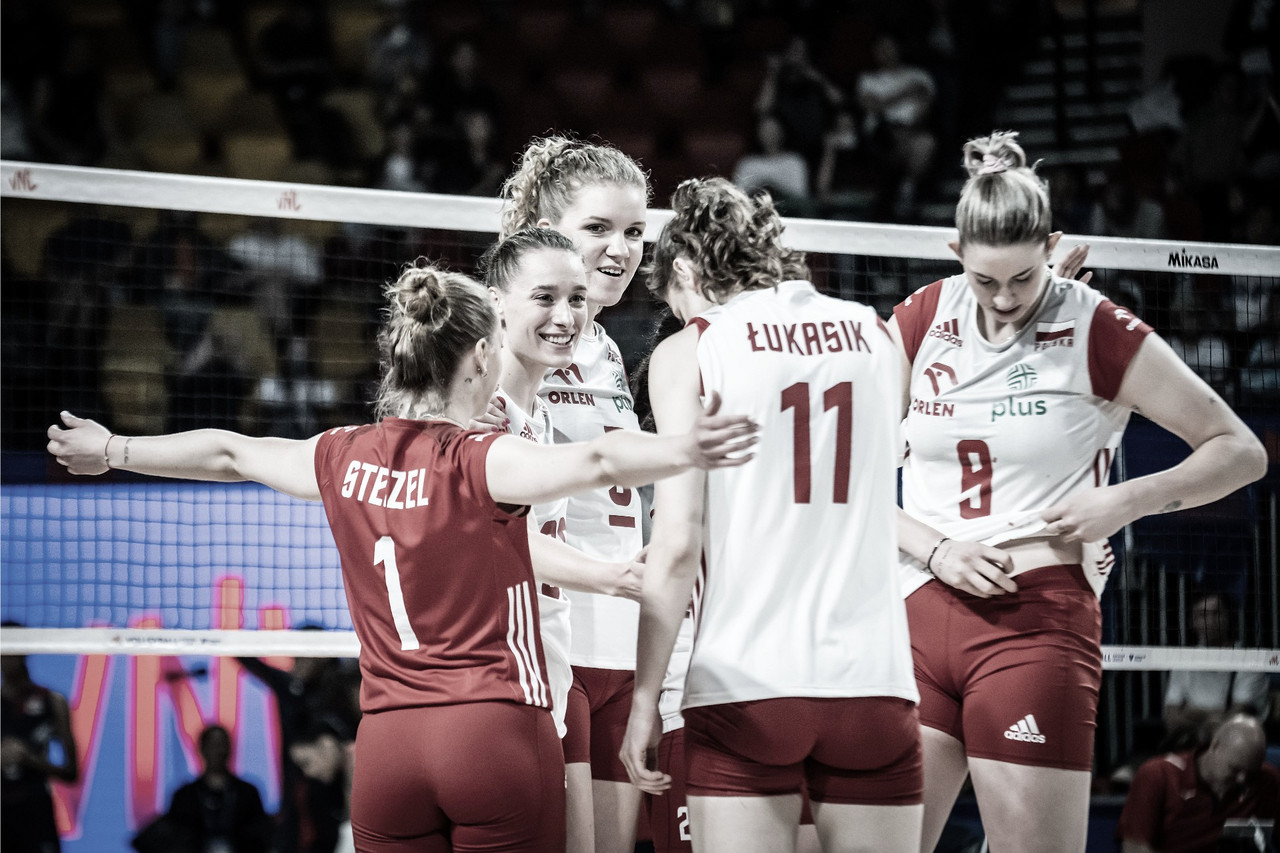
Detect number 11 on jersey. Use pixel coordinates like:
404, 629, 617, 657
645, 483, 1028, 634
780, 381, 853, 504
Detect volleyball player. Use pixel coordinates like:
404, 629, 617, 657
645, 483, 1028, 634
481, 227, 645, 759
621, 177, 923, 853
630, 311, 822, 853
887, 131, 1268, 852
47, 259, 758, 853
499, 135, 653, 852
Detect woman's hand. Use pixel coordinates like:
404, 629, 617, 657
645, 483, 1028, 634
929, 539, 1018, 598
614, 547, 647, 602
620, 703, 670, 795
684, 392, 758, 469
470, 394, 510, 433
1042, 486, 1133, 544
46, 412, 113, 475
1052, 238, 1093, 284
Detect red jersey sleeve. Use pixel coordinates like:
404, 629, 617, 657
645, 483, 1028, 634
687, 316, 710, 396
1115, 757, 1168, 845
1088, 299, 1154, 401
892, 280, 943, 364
441, 429, 508, 514
314, 425, 359, 494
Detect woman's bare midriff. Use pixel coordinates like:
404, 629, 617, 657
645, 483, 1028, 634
1001, 536, 1084, 578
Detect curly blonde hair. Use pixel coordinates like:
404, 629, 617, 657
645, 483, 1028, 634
375, 259, 497, 419
645, 178, 808, 303
499, 135, 650, 238
954, 130, 1053, 248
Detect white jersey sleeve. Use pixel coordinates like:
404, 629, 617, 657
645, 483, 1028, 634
538, 324, 644, 669
682, 281, 917, 710
893, 274, 1153, 598
496, 388, 573, 737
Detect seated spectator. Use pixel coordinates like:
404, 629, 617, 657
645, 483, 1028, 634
815, 110, 878, 220
1164, 593, 1273, 750
732, 113, 813, 216
1239, 334, 1280, 406
133, 725, 272, 853
753, 34, 846, 164
226, 216, 323, 376
1177, 65, 1251, 241
1, 77, 34, 160
1117, 714, 1279, 853
856, 33, 937, 220
1043, 163, 1094, 236
426, 39, 499, 127
431, 109, 506, 197
377, 122, 428, 193
28, 33, 112, 166
1167, 291, 1237, 398
1089, 172, 1168, 239
136, 211, 253, 432
255, 0, 334, 105
366, 5, 431, 97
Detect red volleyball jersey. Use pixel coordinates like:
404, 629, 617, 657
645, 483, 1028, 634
314, 418, 551, 714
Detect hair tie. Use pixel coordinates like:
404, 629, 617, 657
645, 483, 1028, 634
978, 154, 1008, 176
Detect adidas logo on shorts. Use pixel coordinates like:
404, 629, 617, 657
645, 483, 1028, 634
1004, 714, 1047, 744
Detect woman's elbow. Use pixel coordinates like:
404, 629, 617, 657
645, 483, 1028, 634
1238, 432, 1270, 485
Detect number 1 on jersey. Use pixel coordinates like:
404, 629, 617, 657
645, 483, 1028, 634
780, 381, 853, 504
374, 536, 421, 650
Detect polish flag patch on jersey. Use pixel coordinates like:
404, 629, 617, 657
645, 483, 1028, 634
1035, 320, 1075, 349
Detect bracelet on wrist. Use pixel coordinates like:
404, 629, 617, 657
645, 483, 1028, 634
104, 434, 117, 470
925, 536, 950, 574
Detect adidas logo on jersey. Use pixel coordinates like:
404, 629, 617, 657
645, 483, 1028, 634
927, 318, 963, 346
1004, 714, 1047, 744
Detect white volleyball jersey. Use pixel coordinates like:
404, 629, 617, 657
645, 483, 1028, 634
497, 388, 572, 737
683, 281, 918, 710
538, 323, 644, 669
893, 273, 1153, 598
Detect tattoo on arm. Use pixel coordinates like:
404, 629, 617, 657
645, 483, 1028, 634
1159, 500, 1183, 513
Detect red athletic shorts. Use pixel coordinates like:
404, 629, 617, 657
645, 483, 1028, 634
644, 727, 693, 852
906, 563, 1102, 771
644, 726, 814, 851
563, 666, 634, 780
350, 702, 565, 852
682, 696, 922, 805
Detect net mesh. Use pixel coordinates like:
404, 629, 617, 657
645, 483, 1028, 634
2, 161, 1278, 677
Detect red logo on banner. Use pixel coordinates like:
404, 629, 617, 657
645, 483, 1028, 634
277, 190, 301, 212
8, 168, 37, 192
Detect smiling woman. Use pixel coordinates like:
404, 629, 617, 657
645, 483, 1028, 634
499, 136, 654, 853
481, 226, 596, 747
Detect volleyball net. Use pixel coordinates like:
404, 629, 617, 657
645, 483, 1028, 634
2, 160, 1278, 675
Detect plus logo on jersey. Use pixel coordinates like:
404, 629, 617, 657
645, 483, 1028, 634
927, 317, 963, 347
1006, 363, 1037, 391
991, 363, 1046, 421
